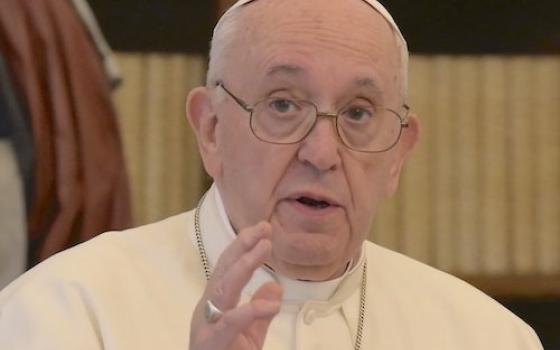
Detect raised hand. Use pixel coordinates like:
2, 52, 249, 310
190, 222, 283, 350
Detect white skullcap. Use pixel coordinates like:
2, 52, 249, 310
213, 0, 409, 99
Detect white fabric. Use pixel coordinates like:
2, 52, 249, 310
0, 185, 544, 349
0, 141, 26, 290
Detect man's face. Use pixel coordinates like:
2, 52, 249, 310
205, 0, 417, 281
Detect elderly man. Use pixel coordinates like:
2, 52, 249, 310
0, 0, 544, 349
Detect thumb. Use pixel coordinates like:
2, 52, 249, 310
247, 281, 283, 348
253, 280, 283, 302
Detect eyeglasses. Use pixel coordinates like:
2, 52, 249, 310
216, 81, 409, 153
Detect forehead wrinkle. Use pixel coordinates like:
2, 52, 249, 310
231, 0, 402, 102
256, 36, 387, 74
255, 35, 391, 90
268, 15, 389, 61
244, 9, 398, 75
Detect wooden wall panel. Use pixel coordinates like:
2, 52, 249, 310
114, 53, 206, 225
401, 56, 433, 265
508, 57, 537, 274
454, 57, 482, 274
533, 58, 560, 274
113, 55, 146, 225
479, 57, 509, 275
431, 56, 455, 271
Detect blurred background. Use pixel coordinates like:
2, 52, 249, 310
0, 0, 558, 347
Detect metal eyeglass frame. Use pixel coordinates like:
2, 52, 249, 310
216, 81, 410, 153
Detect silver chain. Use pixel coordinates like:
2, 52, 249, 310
194, 193, 211, 280
354, 259, 367, 350
193, 195, 367, 349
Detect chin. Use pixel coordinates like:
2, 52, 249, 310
272, 259, 344, 281
268, 217, 356, 280
270, 243, 348, 281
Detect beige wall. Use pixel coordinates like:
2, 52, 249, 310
114, 53, 208, 226
114, 53, 560, 282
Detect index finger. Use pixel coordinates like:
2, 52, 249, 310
206, 222, 272, 309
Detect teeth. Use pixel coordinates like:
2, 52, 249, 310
297, 197, 330, 208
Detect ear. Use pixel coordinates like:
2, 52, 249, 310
186, 86, 222, 178
385, 113, 420, 197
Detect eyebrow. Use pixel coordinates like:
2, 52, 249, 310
352, 77, 384, 99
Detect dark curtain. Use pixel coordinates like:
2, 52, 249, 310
0, 0, 132, 265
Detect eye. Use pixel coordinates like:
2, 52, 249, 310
268, 98, 299, 114
341, 105, 374, 122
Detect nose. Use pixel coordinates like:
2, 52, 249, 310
296, 118, 341, 172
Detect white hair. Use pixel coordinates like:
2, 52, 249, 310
207, 0, 409, 102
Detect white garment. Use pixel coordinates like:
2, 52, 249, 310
0, 185, 543, 349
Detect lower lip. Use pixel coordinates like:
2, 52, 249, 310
284, 199, 341, 217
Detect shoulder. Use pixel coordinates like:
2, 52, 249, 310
0, 211, 204, 348
363, 241, 543, 349
2, 211, 196, 298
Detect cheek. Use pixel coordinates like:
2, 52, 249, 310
217, 111, 297, 182
221, 137, 290, 187
217, 124, 297, 226
217, 115, 262, 177
345, 155, 395, 228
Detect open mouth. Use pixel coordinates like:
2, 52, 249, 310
296, 196, 331, 209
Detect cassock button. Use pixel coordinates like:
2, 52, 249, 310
303, 308, 317, 325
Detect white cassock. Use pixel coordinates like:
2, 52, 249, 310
0, 185, 543, 349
